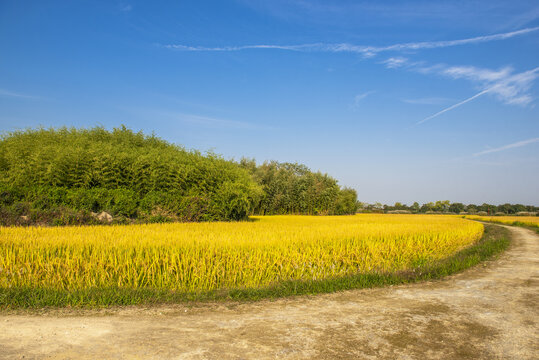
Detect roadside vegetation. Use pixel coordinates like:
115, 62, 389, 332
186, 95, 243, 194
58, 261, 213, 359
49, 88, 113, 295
0, 214, 500, 308
0, 126, 357, 226
464, 215, 539, 233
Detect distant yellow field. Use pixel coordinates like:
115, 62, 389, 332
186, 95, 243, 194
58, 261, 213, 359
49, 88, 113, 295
0, 215, 483, 293
465, 215, 539, 228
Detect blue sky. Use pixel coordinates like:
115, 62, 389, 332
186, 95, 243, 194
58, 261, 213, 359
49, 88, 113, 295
1, 0, 538, 205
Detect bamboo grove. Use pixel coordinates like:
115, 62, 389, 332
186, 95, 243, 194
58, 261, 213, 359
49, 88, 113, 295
0, 127, 357, 225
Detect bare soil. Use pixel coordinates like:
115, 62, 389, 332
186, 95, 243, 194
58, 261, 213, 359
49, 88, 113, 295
1, 225, 537, 359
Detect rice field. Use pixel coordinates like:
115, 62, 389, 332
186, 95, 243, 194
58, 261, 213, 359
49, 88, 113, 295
1, 215, 483, 295
464, 215, 539, 229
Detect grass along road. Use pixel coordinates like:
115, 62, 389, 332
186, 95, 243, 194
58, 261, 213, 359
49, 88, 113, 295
0, 223, 537, 359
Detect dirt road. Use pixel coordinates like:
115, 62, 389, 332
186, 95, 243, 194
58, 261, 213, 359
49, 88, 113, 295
1, 225, 537, 359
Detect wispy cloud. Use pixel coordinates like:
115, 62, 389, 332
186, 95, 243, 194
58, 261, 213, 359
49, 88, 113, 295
382, 57, 408, 69
164, 26, 539, 121
488, 66, 539, 105
351, 91, 375, 110
0, 88, 40, 99
164, 26, 539, 58
436, 65, 539, 105
363, 26, 539, 54
399, 61, 538, 106
473, 137, 539, 156
417, 66, 539, 124
441, 65, 512, 83
120, 4, 132, 12
164, 44, 313, 52
417, 89, 491, 125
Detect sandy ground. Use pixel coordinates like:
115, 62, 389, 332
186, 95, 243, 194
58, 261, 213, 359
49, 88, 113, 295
0, 225, 537, 360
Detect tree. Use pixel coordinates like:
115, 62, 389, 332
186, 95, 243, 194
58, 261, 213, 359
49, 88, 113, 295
420, 202, 434, 213
466, 204, 478, 213
479, 203, 496, 214
394, 202, 405, 210
373, 202, 384, 212
334, 187, 358, 215
434, 200, 450, 212
497, 203, 512, 214
449, 202, 465, 214
241, 160, 356, 216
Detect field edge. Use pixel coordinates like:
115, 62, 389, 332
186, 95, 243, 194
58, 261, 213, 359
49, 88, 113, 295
0, 223, 511, 310
465, 217, 539, 234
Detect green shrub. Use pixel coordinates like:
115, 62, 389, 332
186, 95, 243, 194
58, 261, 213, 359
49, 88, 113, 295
0, 126, 263, 224
0, 126, 359, 225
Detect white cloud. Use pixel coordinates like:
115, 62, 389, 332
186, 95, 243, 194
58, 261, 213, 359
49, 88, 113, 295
164, 44, 312, 52
473, 137, 539, 156
365, 26, 539, 54
417, 89, 490, 125
489, 67, 539, 105
416, 65, 539, 124
164, 26, 539, 58
382, 57, 408, 69
441, 65, 513, 83
351, 91, 375, 110
164, 26, 539, 120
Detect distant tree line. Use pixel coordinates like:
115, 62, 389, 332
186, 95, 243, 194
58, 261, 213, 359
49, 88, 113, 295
358, 200, 538, 215
0, 126, 357, 225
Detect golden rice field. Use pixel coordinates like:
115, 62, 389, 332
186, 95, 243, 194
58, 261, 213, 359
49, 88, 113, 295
0, 215, 483, 294
464, 215, 539, 228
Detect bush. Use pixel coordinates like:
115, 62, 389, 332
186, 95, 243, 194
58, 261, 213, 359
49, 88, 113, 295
209, 181, 262, 221
516, 211, 536, 216
0, 126, 359, 225
241, 160, 357, 216
0, 127, 263, 225
147, 214, 174, 223
387, 210, 412, 214
184, 196, 212, 221
110, 189, 139, 217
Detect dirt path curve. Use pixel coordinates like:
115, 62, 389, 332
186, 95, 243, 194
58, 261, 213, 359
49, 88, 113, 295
1, 225, 538, 360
